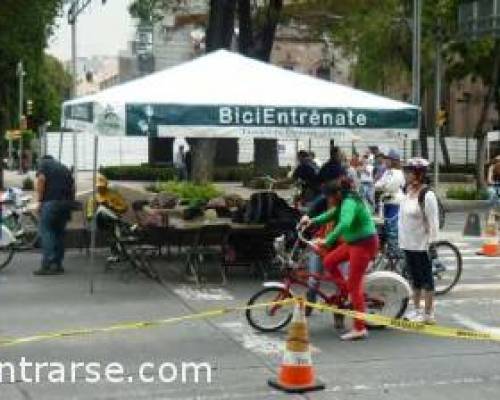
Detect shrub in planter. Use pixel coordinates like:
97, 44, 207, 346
148, 181, 223, 203
446, 186, 489, 200
100, 165, 175, 181
22, 177, 34, 190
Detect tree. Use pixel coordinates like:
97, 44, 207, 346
0, 0, 64, 188
129, 0, 288, 182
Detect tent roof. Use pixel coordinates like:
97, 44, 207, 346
65, 50, 417, 111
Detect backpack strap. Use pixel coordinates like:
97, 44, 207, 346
418, 186, 431, 232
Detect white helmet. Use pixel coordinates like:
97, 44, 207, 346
404, 157, 430, 171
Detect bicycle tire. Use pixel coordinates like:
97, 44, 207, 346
18, 212, 40, 249
246, 287, 293, 333
431, 241, 462, 295
0, 245, 16, 271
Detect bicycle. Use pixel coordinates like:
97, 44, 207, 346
372, 241, 463, 295
0, 190, 40, 271
245, 227, 411, 333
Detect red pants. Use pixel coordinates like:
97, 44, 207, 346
323, 236, 379, 331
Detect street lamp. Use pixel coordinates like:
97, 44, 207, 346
16, 61, 26, 174
67, 0, 109, 98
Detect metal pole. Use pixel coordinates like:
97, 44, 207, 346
18, 61, 24, 174
71, 20, 77, 98
89, 134, 98, 295
434, 32, 442, 189
73, 131, 78, 194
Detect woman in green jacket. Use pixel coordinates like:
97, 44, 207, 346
302, 178, 379, 340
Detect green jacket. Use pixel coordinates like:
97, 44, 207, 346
312, 195, 376, 247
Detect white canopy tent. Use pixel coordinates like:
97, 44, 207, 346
62, 49, 419, 143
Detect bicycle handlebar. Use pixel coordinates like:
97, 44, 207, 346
296, 225, 320, 253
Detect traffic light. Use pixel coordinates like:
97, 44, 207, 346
436, 109, 447, 128
26, 99, 33, 116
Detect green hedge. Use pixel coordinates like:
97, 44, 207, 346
100, 164, 290, 183
100, 165, 176, 181
446, 186, 489, 200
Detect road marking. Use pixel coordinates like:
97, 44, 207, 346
218, 321, 320, 357
453, 314, 500, 335
173, 285, 234, 301
437, 298, 500, 306
451, 283, 500, 293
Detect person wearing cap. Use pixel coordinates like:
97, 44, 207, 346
486, 155, 500, 211
399, 158, 439, 324
86, 174, 128, 220
374, 149, 405, 260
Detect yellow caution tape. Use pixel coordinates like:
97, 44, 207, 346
1, 297, 500, 348
305, 301, 500, 342
0, 299, 294, 348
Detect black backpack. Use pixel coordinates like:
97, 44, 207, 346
244, 192, 278, 224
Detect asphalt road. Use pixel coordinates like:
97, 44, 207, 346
0, 212, 499, 399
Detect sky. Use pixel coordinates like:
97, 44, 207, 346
48, 0, 135, 62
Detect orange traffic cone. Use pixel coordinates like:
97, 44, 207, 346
268, 298, 325, 394
480, 219, 500, 257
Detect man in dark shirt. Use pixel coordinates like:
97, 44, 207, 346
292, 151, 320, 203
317, 146, 346, 186
35, 156, 74, 275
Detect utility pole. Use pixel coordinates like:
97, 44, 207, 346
17, 61, 25, 174
434, 22, 444, 189
412, 0, 422, 157
412, 0, 422, 106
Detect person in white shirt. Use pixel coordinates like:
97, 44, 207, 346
374, 149, 405, 260
174, 145, 187, 180
359, 153, 375, 208
399, 158, 439, 324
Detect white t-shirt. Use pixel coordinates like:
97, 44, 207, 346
398, 189, 439, 251
374, 168, 405, 204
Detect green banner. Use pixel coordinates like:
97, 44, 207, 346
125, 103, 418, 136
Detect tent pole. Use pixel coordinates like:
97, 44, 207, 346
58, 131, 64, 162
89, 134, 98, 295
73, 131, 78, 194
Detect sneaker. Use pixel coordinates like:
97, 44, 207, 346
52, 265, 65, 275
305, 289, 317, 317
340, 329, 368, 341
424, 312, 436, 325
404, 309, 423, 322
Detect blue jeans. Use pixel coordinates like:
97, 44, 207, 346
488, 186, 500, 208
360, 182, 375, 209
39, 201, 71, 268
307, 252, 323, 290
384, 204, 402, 260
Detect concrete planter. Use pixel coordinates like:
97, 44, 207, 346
442, 199, 490, 212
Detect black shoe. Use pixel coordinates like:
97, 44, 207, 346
52, 265, 65, 275
33, 267, 58, 276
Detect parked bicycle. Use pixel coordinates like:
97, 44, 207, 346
246, 227, 411, 332
372, 240, 462, 295
0, 188, 40, 271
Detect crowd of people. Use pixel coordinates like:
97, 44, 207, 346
294, 146, 440, 340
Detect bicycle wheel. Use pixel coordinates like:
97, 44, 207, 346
430, 241, 462, 295
363, 271, 411, 328
246, 287, 294, 333
0, 244, 16, 271
18, 212, 39, 248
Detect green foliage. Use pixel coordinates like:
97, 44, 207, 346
22, 176, 34, 191
129, 0, 180, 22
100, 165, 176, 181
147, 181, 223, 203
446, 186, 489, 200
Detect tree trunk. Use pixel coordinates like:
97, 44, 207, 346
439, 134, 451, 166
191, 0, 237, 183
252, 0, 283, 62
419, 88, 430, 158
237, 0, 253, 55
254, 139, 279, 174
191, 139, 217, 184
